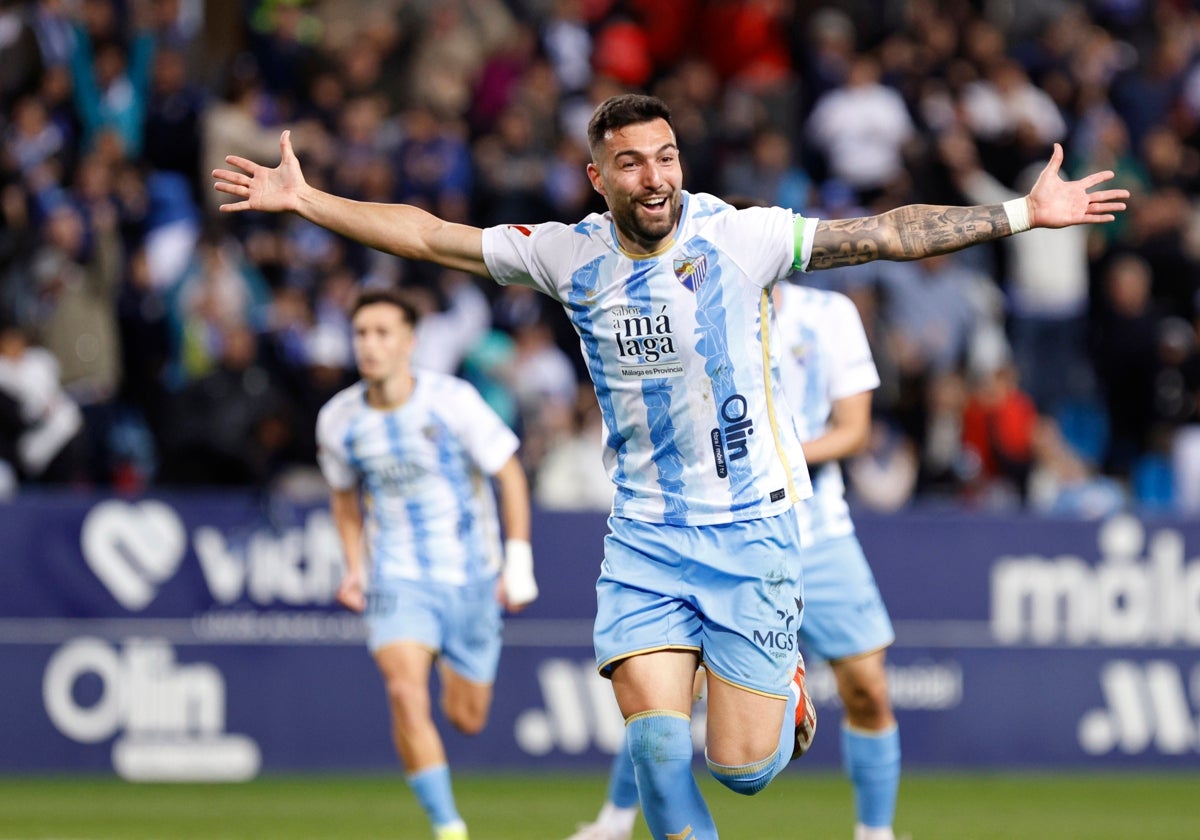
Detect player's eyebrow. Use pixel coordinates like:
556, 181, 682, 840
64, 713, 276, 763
614, 142, 678, 160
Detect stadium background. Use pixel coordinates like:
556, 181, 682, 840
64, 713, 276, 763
1, 0, 1199, 836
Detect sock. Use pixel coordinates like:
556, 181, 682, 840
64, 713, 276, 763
706, 682, 800, 795
842, 723, 901, 830
606, 735, 641, 809
626, 711, 716, 839
407, 764, 463, 832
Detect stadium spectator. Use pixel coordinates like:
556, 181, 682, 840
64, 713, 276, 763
806, 53, 916, 207
157, 320, 293, 486
535, 384, 614, 513
315, 288, 536, 840
1090, 252, 1163, 478
960, 362, 1039, 507
0, 319, 87, 485
29, 192, 123, 484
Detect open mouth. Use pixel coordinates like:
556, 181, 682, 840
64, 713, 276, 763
640, 195, 669, 214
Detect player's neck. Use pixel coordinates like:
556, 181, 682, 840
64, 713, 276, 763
365, 370, 415, 410
615, 229, 676, 259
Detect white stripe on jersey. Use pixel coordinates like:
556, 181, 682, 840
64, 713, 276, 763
315, 373, 518, 584
774, 284, 880, 541
483, 191, 819, 525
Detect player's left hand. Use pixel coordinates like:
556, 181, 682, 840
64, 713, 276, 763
336, 568, 367, 613
1027, 143, 1130, 229
500, 539, 538, 613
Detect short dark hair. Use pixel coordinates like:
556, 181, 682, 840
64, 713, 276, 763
349, 286, 421, 328
586, 94, 674, 157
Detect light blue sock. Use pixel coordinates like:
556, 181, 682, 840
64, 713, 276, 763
627, 711, 717, 839
407, 764, 462, 831
607, 732, 641, 809
707, 681, 799, 795
842, 723, 901, 828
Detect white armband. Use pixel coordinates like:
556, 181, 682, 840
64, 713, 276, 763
1003, 197, 1031, 234
503, 539, 538, 607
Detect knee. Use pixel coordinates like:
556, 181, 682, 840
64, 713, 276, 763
383, 677, 433, 730
840, 679, 893, 729
445, 705, 488, 735
442, 693, 490, 735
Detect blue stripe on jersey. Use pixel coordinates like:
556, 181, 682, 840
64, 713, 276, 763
566, 254, 634, 514
386, 412, 432, 574
692, 238, 760, 514
625, 258, 687, 524
799, 321, 824, 440
342, 406, 365, 475
433, 414, 486, 579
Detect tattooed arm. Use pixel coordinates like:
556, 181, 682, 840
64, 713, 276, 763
809, 143, 1129, 270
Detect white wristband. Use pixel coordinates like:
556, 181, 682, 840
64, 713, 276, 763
1003, 197, 1031, 234
503, 539, 538, 607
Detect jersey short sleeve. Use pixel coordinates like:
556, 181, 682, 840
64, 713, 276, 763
824, 291, 881, 400
315, 385, 365, 491
436, 377, 520, 476
481, 221, 580, 301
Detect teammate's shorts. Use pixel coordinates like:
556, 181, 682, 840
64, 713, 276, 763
796, 533, 894, 662
594, 511, 805, 698
365, 575, 502, 684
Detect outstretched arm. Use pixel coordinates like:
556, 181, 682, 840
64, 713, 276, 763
809, 143, 1128, 269
213, 130, 490, 277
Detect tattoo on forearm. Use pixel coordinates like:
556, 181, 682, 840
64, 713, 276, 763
810, 204, 1010, 269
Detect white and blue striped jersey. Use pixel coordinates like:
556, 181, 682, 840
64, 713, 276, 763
483, 191, 819, 525
774, 284, 880, 542
315, 372, 519, 585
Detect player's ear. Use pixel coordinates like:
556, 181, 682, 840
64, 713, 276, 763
586, 162, 606, 196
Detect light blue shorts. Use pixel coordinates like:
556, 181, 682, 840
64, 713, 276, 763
594, 511, 805, 698
365, 575, 502, 685
796, 534, 894, 662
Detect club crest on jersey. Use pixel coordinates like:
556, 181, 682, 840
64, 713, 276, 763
673, 254, 708, 292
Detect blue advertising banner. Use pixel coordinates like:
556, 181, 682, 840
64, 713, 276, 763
1, 494, 1198, 777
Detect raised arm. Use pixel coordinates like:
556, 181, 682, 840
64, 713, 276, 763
212, 130, 490, 277
809, 143, 1128, 270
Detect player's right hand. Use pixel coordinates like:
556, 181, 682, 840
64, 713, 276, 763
212, 130, 306, 214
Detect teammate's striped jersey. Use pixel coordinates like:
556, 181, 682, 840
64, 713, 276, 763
315, 372, 518, 585
483, 191, 819, 525
774, 284, 880, 541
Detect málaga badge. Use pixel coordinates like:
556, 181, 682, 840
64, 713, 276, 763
673, 254, 708, 292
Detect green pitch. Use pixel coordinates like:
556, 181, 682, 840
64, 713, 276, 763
0, 771, 1196, 839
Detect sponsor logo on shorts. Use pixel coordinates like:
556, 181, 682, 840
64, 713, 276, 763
753, 597, 803, 659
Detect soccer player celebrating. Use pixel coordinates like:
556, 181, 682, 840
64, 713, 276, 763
315, 288, 538, 840
216, 94, 1126, 839
566, 284, 901, 840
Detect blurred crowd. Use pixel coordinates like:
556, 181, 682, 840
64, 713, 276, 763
1, 0, 1199, 517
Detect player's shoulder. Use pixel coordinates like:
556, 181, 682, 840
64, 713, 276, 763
316, 381, 368, 429
496, 216, 609, 250
685, 192, 796, 239
417, 370, 485, 404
